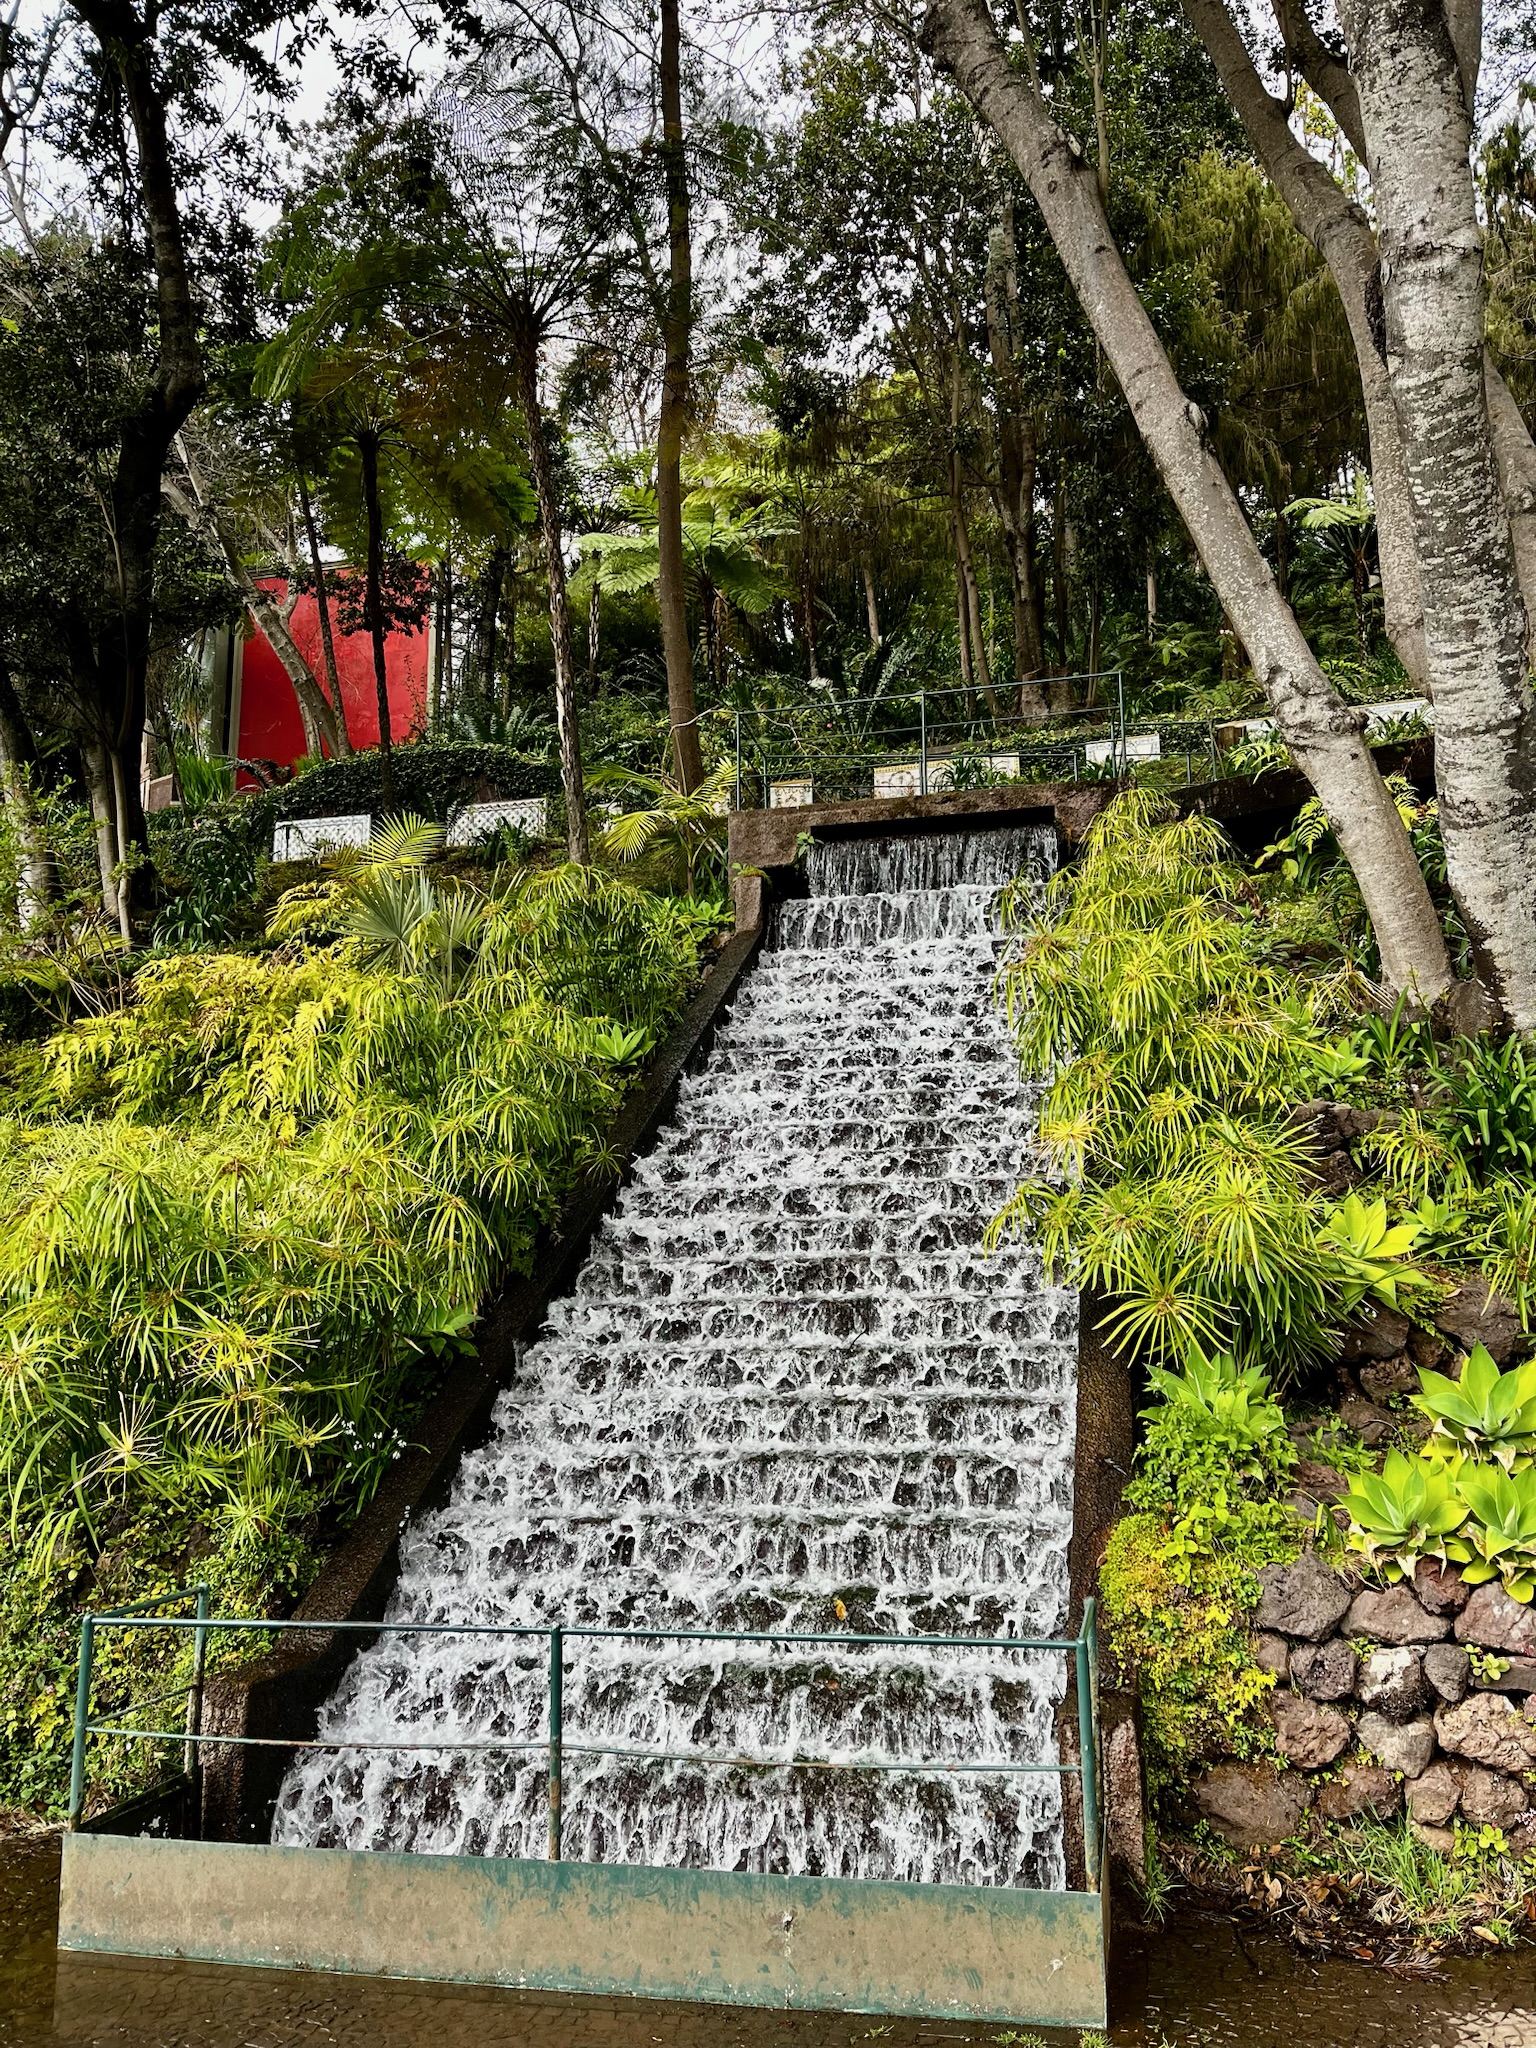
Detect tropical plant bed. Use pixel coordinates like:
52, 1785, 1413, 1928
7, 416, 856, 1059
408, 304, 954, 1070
0, 819, 730, 1822
991, 790, 1536, 1952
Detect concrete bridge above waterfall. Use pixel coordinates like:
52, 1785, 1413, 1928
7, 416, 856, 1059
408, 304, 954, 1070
57, 786, 1146, 2033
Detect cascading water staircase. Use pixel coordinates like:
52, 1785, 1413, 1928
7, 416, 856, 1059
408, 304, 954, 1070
273, 826, 1080, 1894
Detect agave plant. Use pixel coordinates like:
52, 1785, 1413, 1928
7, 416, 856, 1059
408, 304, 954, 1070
1447, 1463, 1536, 1603
1142, 1342, 1289, 1462
1413, 1343, 1536, 1470
1340, 1449, 1469, 1582
1319, 1193, 1438, 1313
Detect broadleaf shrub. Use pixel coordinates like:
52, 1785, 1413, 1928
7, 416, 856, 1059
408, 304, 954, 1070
272, 741, 557, 826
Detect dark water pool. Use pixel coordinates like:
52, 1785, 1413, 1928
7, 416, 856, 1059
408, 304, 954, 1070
4, 1837, 1535, 2047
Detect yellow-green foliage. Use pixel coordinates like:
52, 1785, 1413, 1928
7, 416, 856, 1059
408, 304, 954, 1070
993, 790, 1431, 1371
0, 862, 699, 1568
1099, 1344, 1303, 1793
1099, 1511, 1287, 1791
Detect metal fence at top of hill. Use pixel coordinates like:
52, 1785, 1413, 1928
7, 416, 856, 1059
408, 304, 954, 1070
728, 672, 1218, 811
727, 678, 1437, 812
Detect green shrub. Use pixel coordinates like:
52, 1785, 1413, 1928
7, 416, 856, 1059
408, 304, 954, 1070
273, 740, 557, 824
0, 859, 698, 1571
1100, 1344, 1299, 1792
992, 789, 1432, 1372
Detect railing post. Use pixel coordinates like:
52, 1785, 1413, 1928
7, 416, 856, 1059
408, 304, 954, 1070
547, 1626, 564, 1861
1076, 1598, 1100, 1890
67, 1614, 94, 1833
184, 1583, 209, 1785
1115, 669, 1126, 776
734, 710, 743, 811
919, 692, 928, 795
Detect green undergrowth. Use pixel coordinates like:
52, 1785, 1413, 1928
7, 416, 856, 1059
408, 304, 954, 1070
0, 835, 707, 1816
1099, 1346, 1306, 1796
991, 790, 1443, 1377
1193, 1814, 1536, 1954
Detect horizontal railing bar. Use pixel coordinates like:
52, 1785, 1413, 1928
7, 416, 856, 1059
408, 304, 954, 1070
98, 1585, 207, 1620
86, 1616, 1086, 1652
83, 1725, 1080, 1776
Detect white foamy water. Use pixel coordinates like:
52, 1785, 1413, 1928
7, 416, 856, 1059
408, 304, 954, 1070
272, 826, 1079, 1889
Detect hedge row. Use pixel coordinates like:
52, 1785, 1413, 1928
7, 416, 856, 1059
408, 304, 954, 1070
270, 743, 558, 824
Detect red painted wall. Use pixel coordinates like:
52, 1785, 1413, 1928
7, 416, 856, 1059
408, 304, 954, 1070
236, 579, 429, 771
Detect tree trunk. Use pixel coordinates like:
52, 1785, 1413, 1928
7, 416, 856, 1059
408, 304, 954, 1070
861, 553, 883, 652
985, 201, 1049, 721
297, 469, 350, 752
72, 1, 209, 934
514, 332, 587, 864
1178, 0, 1430, 693
957, 494, 998, 714
468, 547, 506, 703
1341, 0, 1536, 1025
356, 431, 397, 806
81, 739, 120, 929
951, 510, 974, 695
588, 577, 601, 687
168, 461, 343, 761
431, 556, 447, 726
0, 656, 57, 924
655, 0, 703, 793
1485, 356, 1536, 657
923, 0, 1452, 1003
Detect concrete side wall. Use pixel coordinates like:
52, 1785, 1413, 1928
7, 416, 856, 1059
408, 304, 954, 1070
58, 1836, 1108, 2029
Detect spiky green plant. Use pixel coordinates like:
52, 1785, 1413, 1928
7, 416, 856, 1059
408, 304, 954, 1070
0, 862, 699, 1566
993, 790, 1428, 1372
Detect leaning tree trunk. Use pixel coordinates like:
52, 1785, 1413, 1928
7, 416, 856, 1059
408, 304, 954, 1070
357, 432, 397, 808
655, 0, 703, 794
1340, 0, 1536, 1026
1178, 0, 1429, 693
923, 0, 1453, 1003
514, 333, 587, 864
1485, 357, 1536, 659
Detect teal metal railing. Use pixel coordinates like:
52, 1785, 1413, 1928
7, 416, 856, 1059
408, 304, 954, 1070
727, 675, 1245, 810
67, 1599, 1103, 1889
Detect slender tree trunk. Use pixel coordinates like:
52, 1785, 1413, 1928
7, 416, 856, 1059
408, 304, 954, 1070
0, 657, 57, 924
588, 577, 601, 688
514, 332, 587, 863
861, 553, 883, 652
297, 470, 350, 753
1486, 357, 1536, 657
468, 548, 506, 704
957, 496, 998, 714
72, 3, 209, 933
169, 462, 342, 760
82, 740, 120, 929
431, 558, 447, 726
923, 0, 1453, 1003
1177, 0, 1431, 693
986, 202, 1049, 721
356, 432, 396, 811
1341, 0, 1536, 1024
950, 511, 974, 694
801, 533, 822, 681
655, 0, 703, 793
